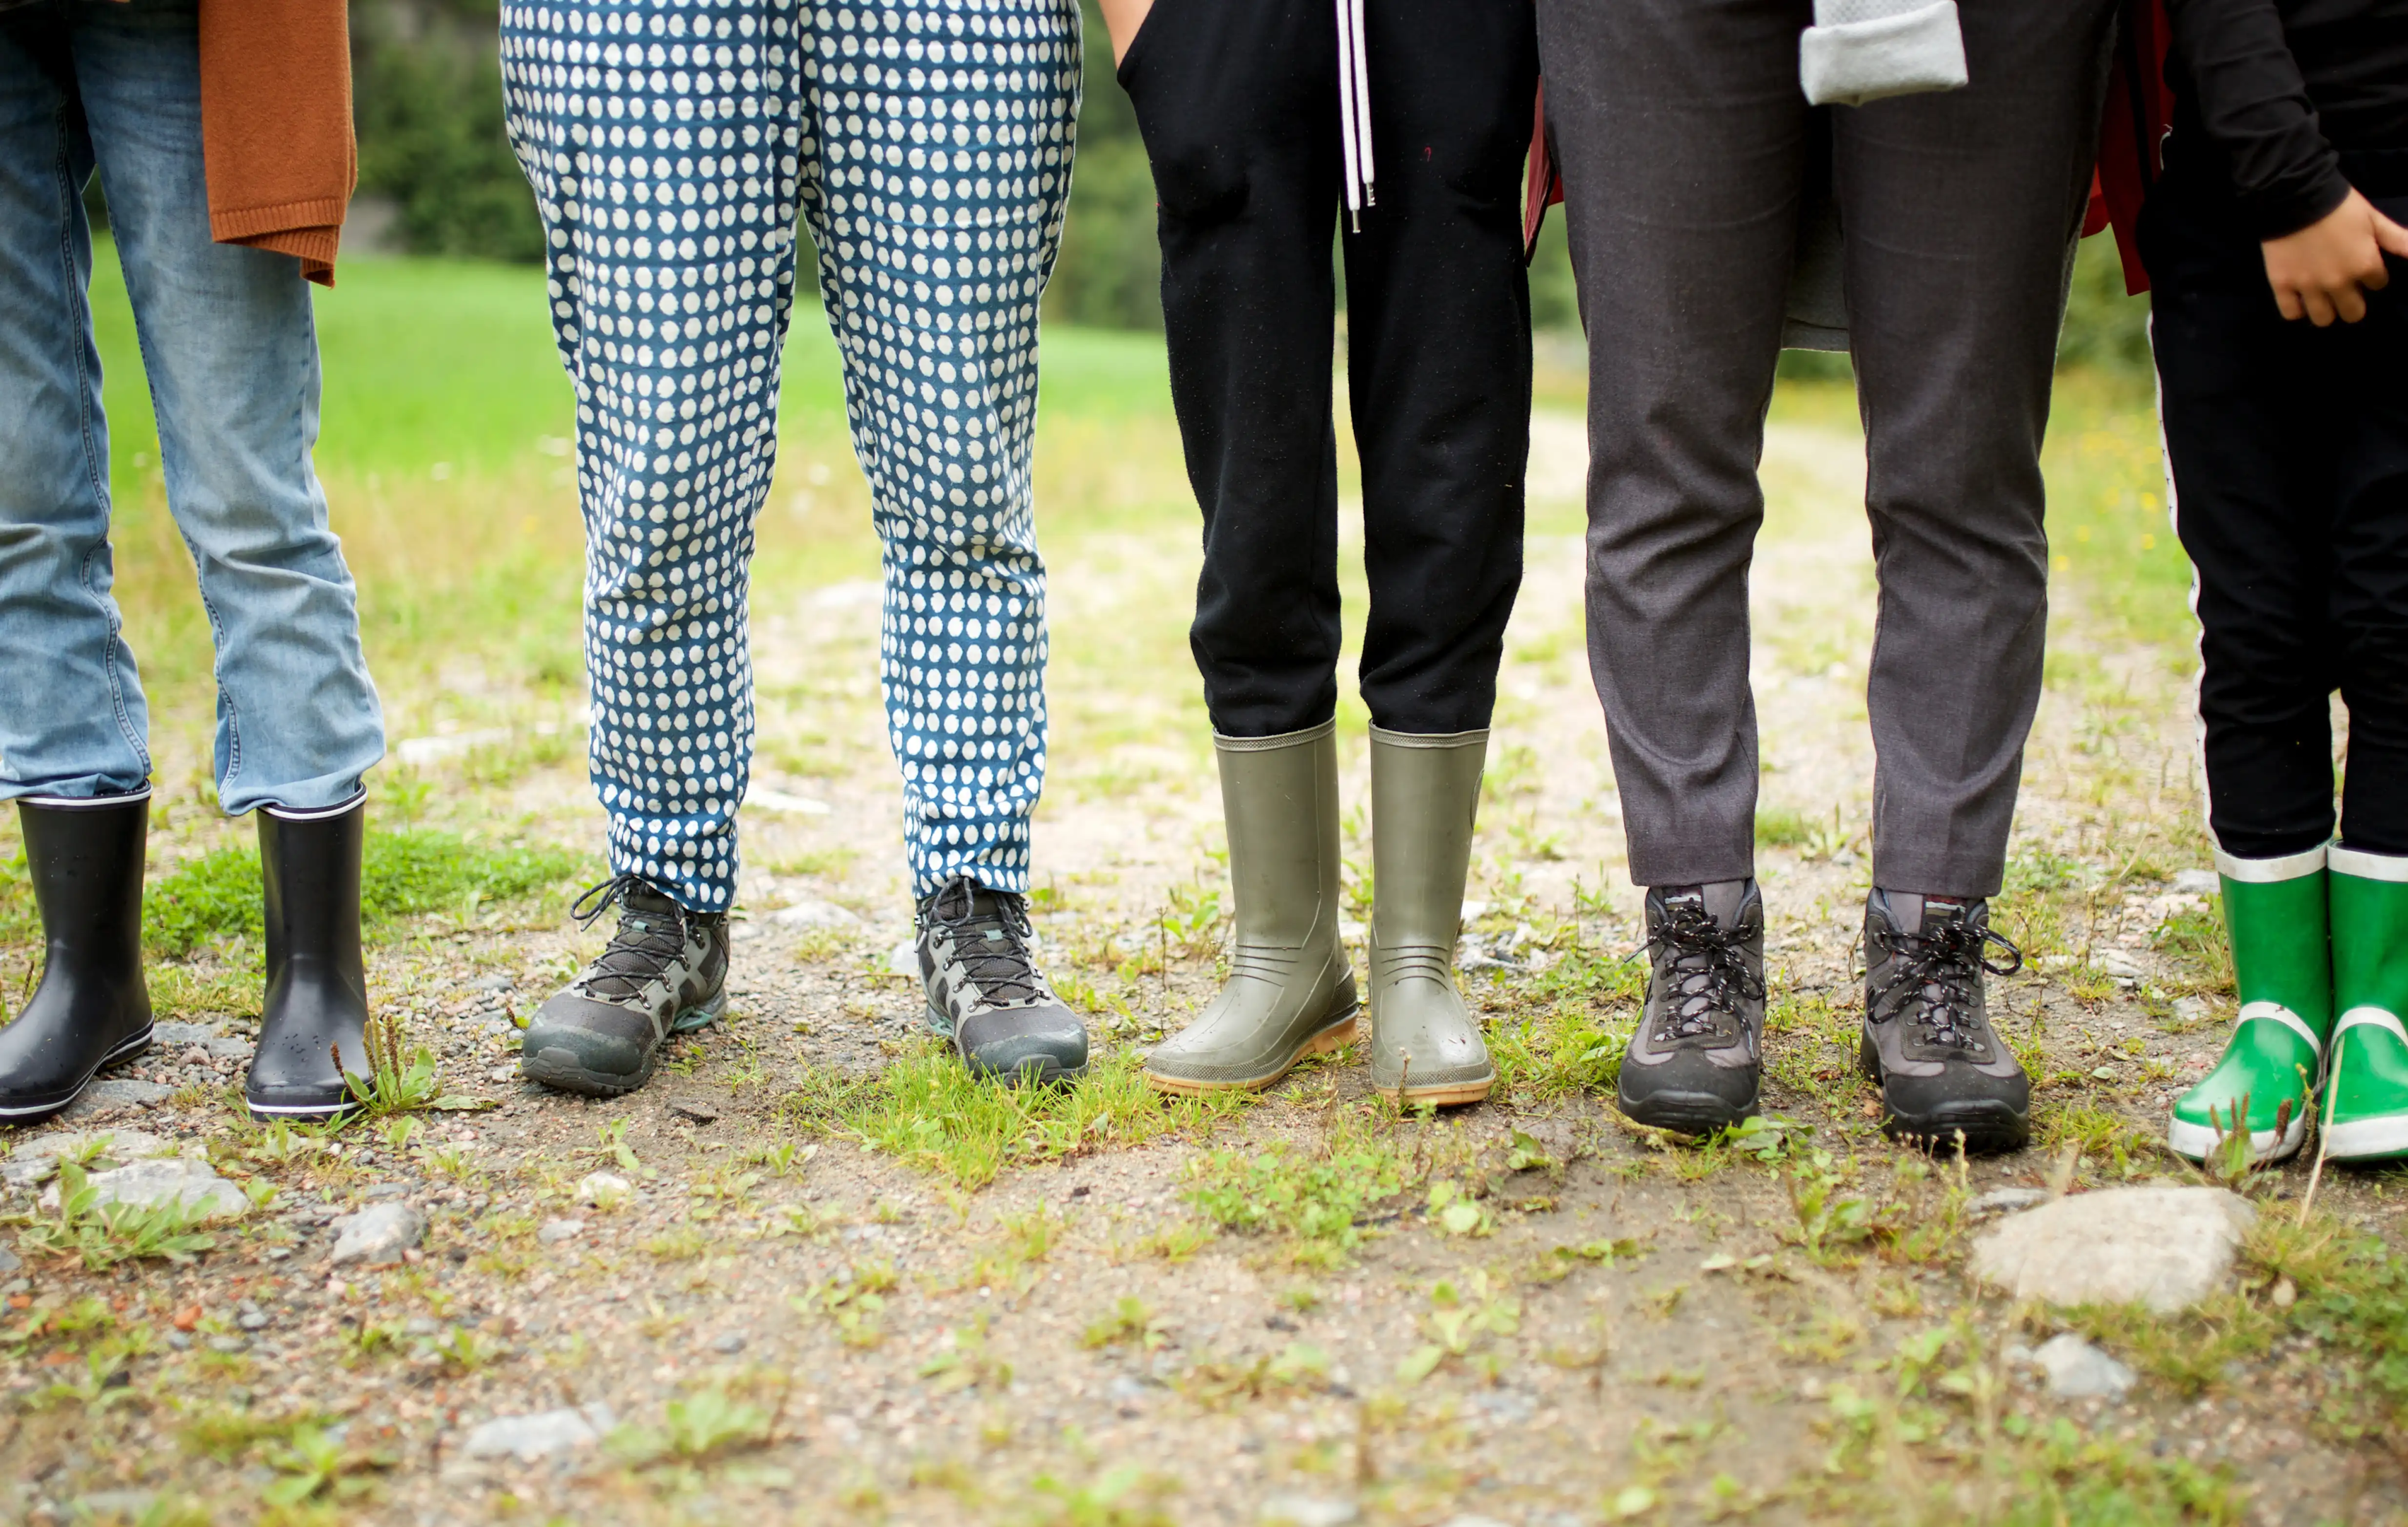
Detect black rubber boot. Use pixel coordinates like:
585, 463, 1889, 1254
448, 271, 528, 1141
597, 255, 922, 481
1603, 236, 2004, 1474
0, 792, 155, 1122
245, 795, 373, 1120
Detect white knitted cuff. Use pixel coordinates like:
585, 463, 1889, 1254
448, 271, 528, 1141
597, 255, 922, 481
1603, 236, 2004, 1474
1799, 0, 1968, 107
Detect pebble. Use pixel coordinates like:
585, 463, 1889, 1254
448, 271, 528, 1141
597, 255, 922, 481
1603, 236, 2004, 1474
471, 974, 515, 992
2092, 950, 2148, 981
328, 1203, 426, 1267
2170, 869, 2220, 896
38, 1158, 250, 1222
405, 1316, 441, 1337
575, 1172, 632, 1207
60, 1079, 174, 1118
670, 1101, 720, 1124
149, 1022, 219, 1046
537, 1218, 585, 1246
206, 1335, 249, 1355
710, 1332, 747, 1355
457, 1403, 617, 1463
2017, 1333, 2137, 1400
1970, 1186, 2255, 1313
361, 1183, 411, 1200
1261, 1497, 1360, 1527
1969, 1188, 2050, 1218
771, 898, 860, 929
0, 1246, 19, 1275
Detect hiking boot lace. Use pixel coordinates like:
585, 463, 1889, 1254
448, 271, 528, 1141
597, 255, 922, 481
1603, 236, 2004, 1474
568, 874, 694, 1002
928, 877, 1046, 1007
1871, 918, 2023, 1051
1640, 901, 1765, 1041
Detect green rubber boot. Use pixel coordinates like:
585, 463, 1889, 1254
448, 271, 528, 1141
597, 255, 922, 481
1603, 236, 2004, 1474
2320, 848, 2408, 1163
1367, 727, 1495, 1107
2168, 846, 2331, 1164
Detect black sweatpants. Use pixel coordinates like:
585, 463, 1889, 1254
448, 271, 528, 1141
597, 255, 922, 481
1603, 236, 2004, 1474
1115, 0, 1538, 738
2144, 158, 2408, 859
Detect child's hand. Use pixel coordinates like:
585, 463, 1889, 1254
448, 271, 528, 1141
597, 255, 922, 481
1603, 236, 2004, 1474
2261, 188, 2408, 326
1099, 0, 1155, 66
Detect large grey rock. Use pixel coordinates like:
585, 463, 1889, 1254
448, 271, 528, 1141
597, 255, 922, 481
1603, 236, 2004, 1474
458, 1403, 616, 1463
1261, 1497, 1359, 1527
329, 1202, 426, 1265
6, 1130, 177, 1190
37, 1157, 249, 1222
2024, 1333, 2136, 1399
1970, 1186, 2255, 1314
60, 1079, 175, 1119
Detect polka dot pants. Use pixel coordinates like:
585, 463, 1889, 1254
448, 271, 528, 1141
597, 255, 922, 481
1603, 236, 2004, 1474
501, 0, 1077, 910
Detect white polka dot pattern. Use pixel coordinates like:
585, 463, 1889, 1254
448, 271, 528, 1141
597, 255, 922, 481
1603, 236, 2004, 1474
500, 0, 1079, 910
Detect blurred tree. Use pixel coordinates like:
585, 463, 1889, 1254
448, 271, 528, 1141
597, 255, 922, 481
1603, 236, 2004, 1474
351, 0, 544, 262
2056, 231, 2153, 378
1044, 0, 1162, 329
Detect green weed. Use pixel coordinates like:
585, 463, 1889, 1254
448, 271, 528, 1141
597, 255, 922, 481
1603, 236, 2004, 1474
607, 1386, 773, 1465
16, 1160, 218, 1270
1184, 1117, 1418, 1267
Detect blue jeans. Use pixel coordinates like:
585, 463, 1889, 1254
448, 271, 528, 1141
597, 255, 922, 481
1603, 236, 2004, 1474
0, 0, 383, 814
501, 0, 1075, 908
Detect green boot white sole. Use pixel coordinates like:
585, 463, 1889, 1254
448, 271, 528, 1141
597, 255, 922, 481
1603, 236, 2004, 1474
2166, 845, 2331, 1164
2320, 848, 2408, 1164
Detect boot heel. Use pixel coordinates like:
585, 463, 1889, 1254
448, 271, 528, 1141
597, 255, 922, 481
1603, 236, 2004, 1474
1301, 1006, 1360, 1056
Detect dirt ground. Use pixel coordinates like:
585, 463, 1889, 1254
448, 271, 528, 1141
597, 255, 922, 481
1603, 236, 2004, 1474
5, 395, 2404, 1527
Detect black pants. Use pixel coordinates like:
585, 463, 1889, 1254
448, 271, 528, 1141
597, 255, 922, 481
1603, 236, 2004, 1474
2144, 159, 2408, 858
1116, 0, 1537, 737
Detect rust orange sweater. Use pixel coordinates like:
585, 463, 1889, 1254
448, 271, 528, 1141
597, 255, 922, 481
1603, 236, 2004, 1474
197, 0, 353, 285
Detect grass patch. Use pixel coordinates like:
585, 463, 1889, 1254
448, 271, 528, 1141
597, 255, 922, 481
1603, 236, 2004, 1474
1183, 1111, 1422, 1268
783, 1045, 1251, 1190
16, 1162, 221, 1270
142, 826, 588, 957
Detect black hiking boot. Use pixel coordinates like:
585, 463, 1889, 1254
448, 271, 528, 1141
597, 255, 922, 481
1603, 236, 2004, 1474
1615, 881, 1765, 1133
0, 791, 153, 1123
917, 877, 1087, 1084
522, 874, 728, 1097
246, 795, 375, 1120
1858, 889, 2030, 1153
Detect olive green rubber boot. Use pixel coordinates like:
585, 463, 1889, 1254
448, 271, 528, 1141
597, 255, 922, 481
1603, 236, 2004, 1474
1367, 727, 1495, 1106
2167, 845, 2331, 1164
1145, 722, 1359, 1094
2320, 848, 2408, 1163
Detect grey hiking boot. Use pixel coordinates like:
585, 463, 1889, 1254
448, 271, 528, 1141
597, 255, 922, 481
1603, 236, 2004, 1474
1858, 889, 2029, 1153
1367, 727, 1494, 1106
1615, 881, 1765, 1133
918, 877, 1088, 1084
522, 874, 728, 1097
1147, 722, 1359, 1096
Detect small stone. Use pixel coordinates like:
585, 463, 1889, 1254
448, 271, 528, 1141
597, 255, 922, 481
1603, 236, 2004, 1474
2026, 1333, 2135, 1399
2171, 869, 2219, 896
361, 1183, 411, 1200
328, 1203, 426, 1267
669, 1101, 720, 1125
38, 1157, 249, 1222
198, 1036, 250, 1061
149, 1022, 218, 1046
2172, 995, 2210, 1022
1261, 1496, 1360, 1527
404, 1316, 440, 1337
59, 1079, 174, 1118
471, 974, 515, 992
575, 1172, 632, 1208
180, 1046, 211, 1068
886, 939, 918, 979
206, 1335, 250, 1355
537, 1218, 585, 1246
2092, 950, 2148, 981
487, 1066, 516, 1084
771, 898, 860, 929
237, 1311, 269, 1332
0, 1246, 19, 1275
1969, 1188, 2050, 1217
458, 1403, 617, 1463
1106, 1375, 1146, 1400
1970, 1186, 2255, 1313
710, 1331, 746, 1355
74, 1490, 157, 1521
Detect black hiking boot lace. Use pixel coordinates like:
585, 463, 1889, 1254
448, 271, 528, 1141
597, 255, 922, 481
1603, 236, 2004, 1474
927, 877, 1046, 1007
1640, 901, 1766, 1041
1871, 918, 2023, 1051
568, 874, 694, 1002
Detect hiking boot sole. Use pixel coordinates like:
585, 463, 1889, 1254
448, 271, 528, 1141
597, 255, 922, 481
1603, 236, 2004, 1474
1147, 1008, 1360, 1097
522, 993, 725, 1099
1859, 1031, 2030, 1154
0, 1024, 155, 1122
932, 1004, 1091, 1088
1612, 1081, 1759, 1135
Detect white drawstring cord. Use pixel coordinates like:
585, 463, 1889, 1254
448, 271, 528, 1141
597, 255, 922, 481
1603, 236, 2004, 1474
1336, 0, 1375, 230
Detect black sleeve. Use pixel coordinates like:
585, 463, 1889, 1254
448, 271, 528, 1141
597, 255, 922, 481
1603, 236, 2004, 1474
2166, 0, 2354, 238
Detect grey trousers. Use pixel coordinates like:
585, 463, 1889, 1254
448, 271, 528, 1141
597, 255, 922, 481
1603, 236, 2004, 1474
1537, 0, 2115, 899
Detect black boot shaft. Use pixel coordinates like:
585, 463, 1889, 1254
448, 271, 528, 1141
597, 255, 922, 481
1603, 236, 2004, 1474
19, 793, 149, 980
258, 800, 367, 999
